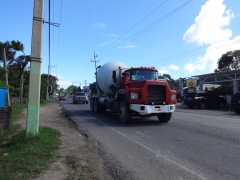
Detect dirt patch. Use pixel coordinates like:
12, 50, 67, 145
14, 100, 114, 180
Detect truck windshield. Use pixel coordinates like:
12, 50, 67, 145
131, 70, 158, 80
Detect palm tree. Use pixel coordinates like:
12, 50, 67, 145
0, 41, 16, 64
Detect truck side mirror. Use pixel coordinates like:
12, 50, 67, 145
112, 70, 117, 83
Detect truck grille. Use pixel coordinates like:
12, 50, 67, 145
147, 85, 166, 101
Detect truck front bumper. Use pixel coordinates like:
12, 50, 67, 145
130, 104, 175, 115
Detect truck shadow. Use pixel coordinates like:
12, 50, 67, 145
88, 110, 168, 127
63, 104, 172, 127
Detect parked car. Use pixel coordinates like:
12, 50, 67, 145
58, 95, 66, 101
73, 92, 89, 104
231, 92, 240, 114
184, 91, 226, 109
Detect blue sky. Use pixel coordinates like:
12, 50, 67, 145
1, 0, 240, 89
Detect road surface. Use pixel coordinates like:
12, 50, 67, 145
59, 98, 240, 180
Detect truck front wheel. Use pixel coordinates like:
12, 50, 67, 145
119, 101, 131, 123
157, 113, 172, 123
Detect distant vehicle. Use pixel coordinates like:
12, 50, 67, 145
184, 91, 226, 109
231, 92, 240, 114
73, 92, 89, 104
58, 95, 66, 101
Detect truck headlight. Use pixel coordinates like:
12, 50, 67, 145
171, 94, 176, 100
131, 92, 139, 99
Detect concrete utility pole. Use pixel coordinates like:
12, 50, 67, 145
91, 51, 100, 71
26, 0, 44, 136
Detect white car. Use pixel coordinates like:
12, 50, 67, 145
73, 92, 89, 104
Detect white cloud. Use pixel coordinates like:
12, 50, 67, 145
58, 80, 73, 87
183, 0, 234, 45
92, 22, 107, 30
51, 73, 63, 79
158, 65, 180, 74
158, 69, 169, 75
52, 74, 77, 88
169, 65, 180, 70
183, 0, 240, 74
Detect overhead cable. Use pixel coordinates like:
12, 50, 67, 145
99, 0, 193, 58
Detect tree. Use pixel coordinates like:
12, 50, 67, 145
67, 85, 78, 95
159, 74, 178, 85
41, 73, 59, 98
7, 41, 30, 102
0, 41, 16, 64
214, 50, 240, 73
8, 55, 30, 99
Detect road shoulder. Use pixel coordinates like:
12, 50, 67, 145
13, 100, 113, 180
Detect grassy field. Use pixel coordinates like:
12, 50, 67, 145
0, 99, 61, 180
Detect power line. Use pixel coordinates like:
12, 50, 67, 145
150, 37, 240, 68
145, 34, 240, 66
98, 0, 169, 55
75, 61, 92, 81
98, 0, 193, 59
55, 0, 62, 77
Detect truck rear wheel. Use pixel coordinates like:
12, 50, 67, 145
119, 101, 131, 123
94, 99, 100, 113
90, 99, 94, 112
157, 113, 172, 123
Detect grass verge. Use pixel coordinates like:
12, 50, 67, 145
0, 126, 61, 180
10, 104, 27, 122
0, 99, 61, 180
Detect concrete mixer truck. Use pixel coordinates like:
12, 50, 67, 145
89, 62, 177, 123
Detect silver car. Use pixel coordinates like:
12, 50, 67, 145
73, 92, 89, 104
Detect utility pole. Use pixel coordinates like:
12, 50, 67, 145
46, 0, 59, 100
91, 51, 99, 72
26, 0, 44, 135
2, 48, 10, 106
46, 0, 51, 101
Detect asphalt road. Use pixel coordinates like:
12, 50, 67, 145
59, 98, 240, 180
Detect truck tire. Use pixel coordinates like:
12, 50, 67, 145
86, 101, 89, 104
119, 101, 131, 123
90, 99, 94, 112
200, 102, 207, 109
218, 102, 225, 109
235, 108, 240, 114
94, 99, 100, 113
157, 113, 171, 123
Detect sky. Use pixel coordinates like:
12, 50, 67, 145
1, 0, 240, 89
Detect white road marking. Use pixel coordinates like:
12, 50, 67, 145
69, 104, 209, 180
